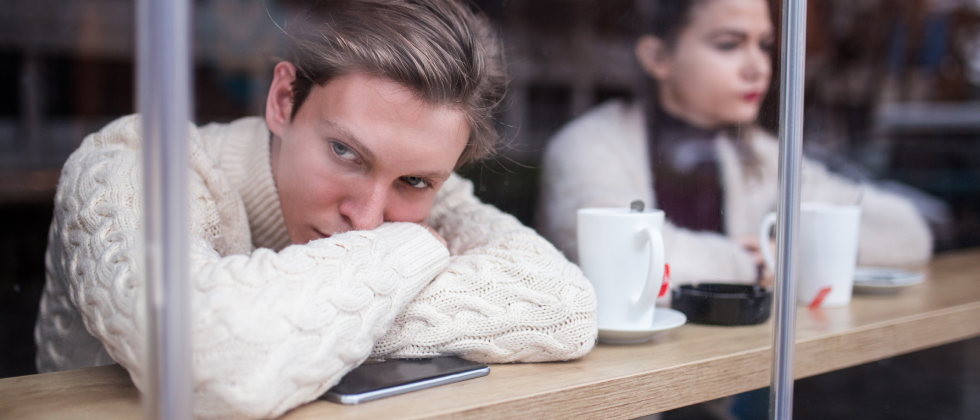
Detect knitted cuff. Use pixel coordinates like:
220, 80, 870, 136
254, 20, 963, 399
371, 222, 450, 281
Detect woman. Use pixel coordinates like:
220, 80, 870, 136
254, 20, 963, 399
34, 1, 597, 418
538, 0, 932, 286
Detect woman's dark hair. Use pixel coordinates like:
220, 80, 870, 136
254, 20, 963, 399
637, 0, 765, 172
636, 0, 711, 47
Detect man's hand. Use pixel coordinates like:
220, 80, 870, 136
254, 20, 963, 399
418, 223, 447, 247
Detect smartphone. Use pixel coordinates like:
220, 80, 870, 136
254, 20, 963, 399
322, 357, 490, 404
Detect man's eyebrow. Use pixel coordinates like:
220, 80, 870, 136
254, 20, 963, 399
413, 170, 452, 181
316, 118, 452, 181
317, 119, 377, 162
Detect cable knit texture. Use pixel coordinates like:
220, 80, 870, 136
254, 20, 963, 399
538, 100, 933, 287
35, 115, 597, 419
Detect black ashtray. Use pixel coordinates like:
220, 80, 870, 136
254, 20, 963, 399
671, 283, 772, 326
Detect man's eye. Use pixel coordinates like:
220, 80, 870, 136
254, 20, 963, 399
331, 142, 356, 160
403, 176, 428, 189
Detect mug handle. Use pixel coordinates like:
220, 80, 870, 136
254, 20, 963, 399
758, 212, 778, 273
631, 227, 665, 310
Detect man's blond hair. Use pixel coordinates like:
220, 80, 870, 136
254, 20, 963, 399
284, 0, 507, 168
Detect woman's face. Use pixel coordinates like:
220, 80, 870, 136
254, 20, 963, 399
637, 0, 774, 128
266, 65, 469, 244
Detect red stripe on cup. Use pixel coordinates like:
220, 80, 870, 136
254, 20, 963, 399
808, 286, 833, 309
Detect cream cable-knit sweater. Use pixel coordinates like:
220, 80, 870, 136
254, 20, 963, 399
35, 115, 597, 419
538, 100, 933, 285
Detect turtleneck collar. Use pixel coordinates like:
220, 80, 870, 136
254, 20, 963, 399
650, 102, 725, 173
218, 117, 293, 252
646, 100, 726, 234
652, 102, 722, 147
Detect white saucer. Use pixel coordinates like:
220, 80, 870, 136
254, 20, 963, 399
598, 308, 687, 344
853, 267, 924, 293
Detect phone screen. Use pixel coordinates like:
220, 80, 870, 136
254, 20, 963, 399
323, 357, 489, 404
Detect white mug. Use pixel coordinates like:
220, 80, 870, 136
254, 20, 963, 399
577, 208, 667, 330
759, 202, 861, 307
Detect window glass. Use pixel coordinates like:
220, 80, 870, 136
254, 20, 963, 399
1, 1, 978, 419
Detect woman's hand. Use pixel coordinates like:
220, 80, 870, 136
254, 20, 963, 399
738, 234, 774, 287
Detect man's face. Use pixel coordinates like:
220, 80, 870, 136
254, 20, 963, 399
266, 67, 469, 244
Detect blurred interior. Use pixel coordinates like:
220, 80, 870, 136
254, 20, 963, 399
1, 0, 979, 418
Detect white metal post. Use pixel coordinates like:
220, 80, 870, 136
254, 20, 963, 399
138, 0, 193, 418
770, 0, 807, 419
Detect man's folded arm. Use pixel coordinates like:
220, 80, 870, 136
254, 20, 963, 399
372, 174, 598, 363
45, 120, 449, 419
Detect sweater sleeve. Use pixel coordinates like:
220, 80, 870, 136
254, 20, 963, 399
536, 116, 757, 286
49, 116, 450, 419
370, 174, 598, 363
799, 157, 933, 266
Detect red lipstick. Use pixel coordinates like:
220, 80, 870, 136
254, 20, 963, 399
742, 92, 762, 102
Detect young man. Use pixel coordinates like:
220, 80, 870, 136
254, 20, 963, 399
34, 1, 597, 417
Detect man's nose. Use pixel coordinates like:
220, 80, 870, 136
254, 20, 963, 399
342, 182, 387, 231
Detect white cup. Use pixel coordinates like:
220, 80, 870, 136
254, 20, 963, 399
759, 202, 861, 307
577, 208, 667, 330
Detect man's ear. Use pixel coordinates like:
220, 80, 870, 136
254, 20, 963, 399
266, 61, 298, 138
635, 35, 673, 81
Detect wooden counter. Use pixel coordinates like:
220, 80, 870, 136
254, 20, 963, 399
2, 249, 979, 420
